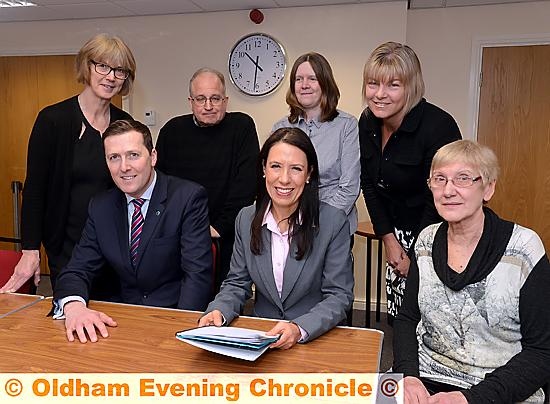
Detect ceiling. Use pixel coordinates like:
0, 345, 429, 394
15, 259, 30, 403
0, 0, 545, 23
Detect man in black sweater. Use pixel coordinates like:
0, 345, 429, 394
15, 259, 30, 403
156, 68, 259, 292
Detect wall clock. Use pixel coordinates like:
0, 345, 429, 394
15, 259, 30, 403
228, 33, 286, 96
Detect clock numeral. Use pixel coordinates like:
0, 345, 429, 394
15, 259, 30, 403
272, 73, 277, 79
276, 61, 281, 68
266, 80, 270, 86
245, 43, 252, 51
273, 50, 279, 57
234, 62, 240, 68
238, 73, 243, 79
255, 40, 262, 48
238, 51, 245, 58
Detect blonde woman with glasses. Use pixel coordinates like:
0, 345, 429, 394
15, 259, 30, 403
0, 34, 136, 298
394, 140, 550, 403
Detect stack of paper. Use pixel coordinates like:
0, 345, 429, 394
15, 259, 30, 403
176, 326, 280, 361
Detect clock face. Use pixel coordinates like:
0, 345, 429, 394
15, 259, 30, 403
228, 33, 286, 96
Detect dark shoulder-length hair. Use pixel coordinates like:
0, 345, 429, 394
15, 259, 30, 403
286, 52, 340, 124
250, 127, 320, 260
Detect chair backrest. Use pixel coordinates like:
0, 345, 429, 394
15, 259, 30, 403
0, 250, 33, 294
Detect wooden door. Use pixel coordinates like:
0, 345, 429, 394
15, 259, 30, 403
477, 45, 550, 248
0, 55, 122, 273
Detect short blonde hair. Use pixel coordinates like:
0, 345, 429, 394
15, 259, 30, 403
431, 140, 500, 184
75, 33, 136, 96
362, 41, 424, 115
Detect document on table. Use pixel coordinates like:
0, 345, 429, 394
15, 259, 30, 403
175, 326, 280, 361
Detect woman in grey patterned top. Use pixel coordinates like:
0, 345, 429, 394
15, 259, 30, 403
394, 140, 550, 403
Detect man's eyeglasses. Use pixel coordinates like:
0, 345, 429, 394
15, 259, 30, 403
90, 60, 129, 80
427, 175, 482, 188
190, 95, 226, 106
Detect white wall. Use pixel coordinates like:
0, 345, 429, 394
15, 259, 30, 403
0, 1, 408, 309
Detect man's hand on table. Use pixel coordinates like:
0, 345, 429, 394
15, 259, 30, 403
63, 301, 117, 343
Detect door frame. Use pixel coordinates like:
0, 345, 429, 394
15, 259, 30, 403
468, 33, 550, 140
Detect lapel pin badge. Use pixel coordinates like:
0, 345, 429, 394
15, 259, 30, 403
155, 210, 161, 216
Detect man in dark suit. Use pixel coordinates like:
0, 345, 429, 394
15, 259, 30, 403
53, 119, 212, 343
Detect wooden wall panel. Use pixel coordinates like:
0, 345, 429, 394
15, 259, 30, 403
36, 55, 83, 110
478, 45, 550, 248
0, 57, 39, 239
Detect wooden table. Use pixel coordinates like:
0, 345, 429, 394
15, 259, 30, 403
0, 296, 384, 373
0, 292, 43, 318
355, 222, 383, 327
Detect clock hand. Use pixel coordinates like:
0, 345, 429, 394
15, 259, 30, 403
253, 56, 259, 91
245, 52, 264, 72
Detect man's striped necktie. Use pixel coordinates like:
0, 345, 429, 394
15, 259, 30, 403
130, 198, 145, 266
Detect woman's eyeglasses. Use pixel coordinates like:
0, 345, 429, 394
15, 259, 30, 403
90, 60, 129, 80
428, 175, 482, 188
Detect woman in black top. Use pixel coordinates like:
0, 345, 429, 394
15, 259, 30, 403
0, 34, 136, 297
359, 41, 461, 322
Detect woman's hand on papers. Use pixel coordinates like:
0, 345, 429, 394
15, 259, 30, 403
266, 321, 301, 350
64, 301, 117, 343
198, 310, 224, 327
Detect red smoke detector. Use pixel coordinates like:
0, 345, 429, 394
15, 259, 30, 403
249, 9, 264, 24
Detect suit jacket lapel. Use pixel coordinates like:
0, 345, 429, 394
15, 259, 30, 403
134, 171, 166, 269
253, 227, 284, 311
280, 239, 307, 302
